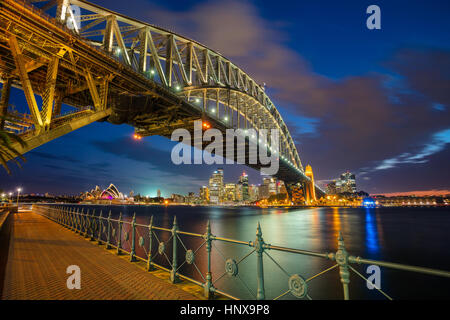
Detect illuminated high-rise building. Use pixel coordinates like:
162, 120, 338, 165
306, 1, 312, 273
249, 184, 259, 202
326, 181, 337, 194
238, 171, 249, 201
263, 177, 277, 196
209, 169, 224, 204
200, 186, 209, 203
224, 183, 236, 202
337, 171, 356, 193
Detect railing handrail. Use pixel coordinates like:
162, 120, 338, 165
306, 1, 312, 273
32, 204, 450, 300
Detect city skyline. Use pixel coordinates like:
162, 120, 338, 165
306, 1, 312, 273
1, 0, 449, 197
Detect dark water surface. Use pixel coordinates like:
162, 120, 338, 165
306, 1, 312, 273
54, 205, 450, 300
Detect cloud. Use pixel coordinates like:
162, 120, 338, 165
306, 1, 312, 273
29, 151, 81, 163
373, 128, 450, 171
118, 1, 449, 183
82, 0, 450, 194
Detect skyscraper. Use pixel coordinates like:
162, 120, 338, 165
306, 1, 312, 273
209, 169, 224, 204
262, 177, 277, 196
224, 183, 236, 202
249, 184, 259, 202
157, 189, 161, 198
338, 171, 357, 193
200, 186, 209, 203
238, 171, 249, 202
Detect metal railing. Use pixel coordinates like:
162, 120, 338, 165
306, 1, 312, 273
33, 204, 450, 300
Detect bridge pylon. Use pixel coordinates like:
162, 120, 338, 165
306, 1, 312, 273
283, 165, 318, 205
304, 165, 317, 204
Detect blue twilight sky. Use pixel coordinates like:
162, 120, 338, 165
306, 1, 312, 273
1, 0, 450, 196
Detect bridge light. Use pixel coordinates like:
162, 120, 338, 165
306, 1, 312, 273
195, 98, 200, 103
175, 85, 181, 91
202, 122, 210, 129
224, 116, 228, 121
150, 69, 155, 75
211, 108, 216, 113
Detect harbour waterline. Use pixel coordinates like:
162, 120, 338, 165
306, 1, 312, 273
52, 204, 450, 299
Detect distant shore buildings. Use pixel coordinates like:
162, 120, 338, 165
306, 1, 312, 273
197, 169, 288, 205
326, 171, 357, 195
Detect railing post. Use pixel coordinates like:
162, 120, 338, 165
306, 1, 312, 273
79, 208, 84, 234
255, 222, 265, 300
147, 215, 154, 271
97, 210, 103, 244
76, 209, 81, 233
130, 213, 137, 262
204, 220, 214, 299
90, 209, 96, 240
336, 231, 350, 300
106, 210, 112, 249
74, 209, 78, 233
70, 208, 74, 230
117, 212, 123, 255
84, 209, 90, 238
69, 208, 73, 230
72, 208, 76, 230
170, 216, 179, 283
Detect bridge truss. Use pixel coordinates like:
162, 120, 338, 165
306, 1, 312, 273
0, 0, 324, 196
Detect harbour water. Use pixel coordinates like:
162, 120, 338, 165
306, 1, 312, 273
52, 205, 450, 299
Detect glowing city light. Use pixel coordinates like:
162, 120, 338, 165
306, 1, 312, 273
202, 122, 211, 129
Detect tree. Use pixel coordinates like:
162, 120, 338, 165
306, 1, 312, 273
0, 126, 26, 175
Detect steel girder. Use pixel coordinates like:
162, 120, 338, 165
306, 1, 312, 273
0, 0, 325, 195
30, 0, 304, 172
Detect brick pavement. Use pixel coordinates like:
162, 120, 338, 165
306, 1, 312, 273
1, 211, 199, 300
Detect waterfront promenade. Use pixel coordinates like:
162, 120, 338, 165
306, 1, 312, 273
0, 210, 200, 300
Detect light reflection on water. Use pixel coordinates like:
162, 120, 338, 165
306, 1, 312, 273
365, 208, 380, 254
55, 204, 450, 299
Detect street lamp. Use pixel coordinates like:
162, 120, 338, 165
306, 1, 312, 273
17, 188, 22, 207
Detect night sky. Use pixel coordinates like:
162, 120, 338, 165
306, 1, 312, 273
1, 0, 449, 197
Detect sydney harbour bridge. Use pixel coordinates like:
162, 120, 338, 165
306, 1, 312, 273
0, 0, 324, 202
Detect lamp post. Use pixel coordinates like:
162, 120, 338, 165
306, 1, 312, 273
17, 188, 22, 207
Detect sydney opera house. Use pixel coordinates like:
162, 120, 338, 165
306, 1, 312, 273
81, 184, 127, 203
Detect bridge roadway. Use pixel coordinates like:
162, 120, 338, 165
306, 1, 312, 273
1, 210, 200, 300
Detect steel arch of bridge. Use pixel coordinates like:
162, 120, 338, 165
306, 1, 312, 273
0, 0, 324, 195
52, 0, 302, 170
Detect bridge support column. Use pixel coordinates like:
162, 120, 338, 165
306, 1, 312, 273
304, 165, 317, 205
0, 77, 12, 130
285, 182, 306, 206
